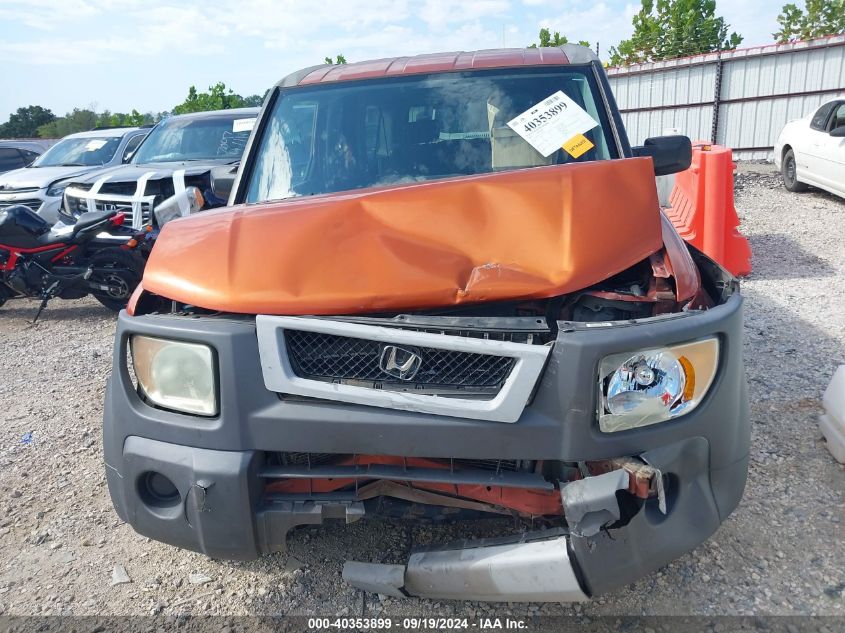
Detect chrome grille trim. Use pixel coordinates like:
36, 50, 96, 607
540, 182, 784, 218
64, 185, 155, 229
255, 316, 551, 423
0, 198, 42, 212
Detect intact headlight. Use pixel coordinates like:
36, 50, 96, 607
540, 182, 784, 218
130, 335, 217, 416
598, 337, 719, 433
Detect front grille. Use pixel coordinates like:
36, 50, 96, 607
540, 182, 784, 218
0, 186, 39, 194
0, 198, 42, 212
66, 192, 153, 228
99, 182, 142, 196
275, 452, 340, 467
285, 330, 515, 394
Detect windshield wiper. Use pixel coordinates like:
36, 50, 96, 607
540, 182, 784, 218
58, 163, 85, 167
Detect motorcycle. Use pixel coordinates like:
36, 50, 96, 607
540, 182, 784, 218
0, 204, 147, 321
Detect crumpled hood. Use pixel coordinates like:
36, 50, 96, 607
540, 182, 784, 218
68, 161, 231, 186
142, 158, 663, 315
0, 165, 96, 190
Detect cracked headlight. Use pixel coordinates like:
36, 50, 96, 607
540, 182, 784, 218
599, 338, 719, 432
130, 335, 217, 416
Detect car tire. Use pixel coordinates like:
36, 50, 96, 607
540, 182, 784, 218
781, 149, 808, 192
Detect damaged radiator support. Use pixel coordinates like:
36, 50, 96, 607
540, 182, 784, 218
260, 453, 665, 531
261, 454, 563, 516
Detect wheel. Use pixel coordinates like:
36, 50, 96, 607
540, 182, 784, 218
88, 249, 145, 311
781, 149, 808, 192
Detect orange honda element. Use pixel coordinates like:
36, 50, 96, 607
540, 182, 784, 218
104, 45, 748, 602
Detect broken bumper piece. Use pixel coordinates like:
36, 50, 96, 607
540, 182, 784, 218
343, 533, 588, 602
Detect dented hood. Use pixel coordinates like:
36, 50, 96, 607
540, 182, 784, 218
142, 158, 662, 315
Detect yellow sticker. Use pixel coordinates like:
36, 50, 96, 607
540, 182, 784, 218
563, 134, 594, 158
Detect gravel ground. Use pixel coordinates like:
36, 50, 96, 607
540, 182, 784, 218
0, 166, 843, 618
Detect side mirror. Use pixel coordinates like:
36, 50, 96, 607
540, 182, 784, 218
633, 135, 692, 176
210, 164, 238, 202
830, 126, 845, 137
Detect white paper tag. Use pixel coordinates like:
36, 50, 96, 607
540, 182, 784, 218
84, 139, 107, 151
233, 118, 256, 133
506, 91, 599, 157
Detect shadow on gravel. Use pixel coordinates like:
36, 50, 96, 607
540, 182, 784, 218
746, 233, 837, 280
0, 301, 115, 323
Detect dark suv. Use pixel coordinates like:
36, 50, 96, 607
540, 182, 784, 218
59, 108, 259, 229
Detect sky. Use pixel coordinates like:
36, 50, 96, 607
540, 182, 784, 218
0, 0, 786, 122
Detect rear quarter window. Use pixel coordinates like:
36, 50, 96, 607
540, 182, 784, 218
0, 148, 24, 171
810, 102, 836, 131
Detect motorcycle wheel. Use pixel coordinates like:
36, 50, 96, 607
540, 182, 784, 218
88, 249, 145, 312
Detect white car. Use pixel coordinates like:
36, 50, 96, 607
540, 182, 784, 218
0, 127, 148, 223
774, 98, 845, 199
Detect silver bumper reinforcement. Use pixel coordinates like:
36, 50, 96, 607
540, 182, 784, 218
342, 535, 588, 602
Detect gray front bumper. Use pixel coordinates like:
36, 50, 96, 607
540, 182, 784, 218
104, 293, 749, 600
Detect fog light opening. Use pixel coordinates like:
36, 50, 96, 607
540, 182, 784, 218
138, 471, 181, 508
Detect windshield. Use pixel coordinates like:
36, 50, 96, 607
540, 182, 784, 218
132, 114, 256, 164
32, 136, 121, 167
244, 67, 617, 203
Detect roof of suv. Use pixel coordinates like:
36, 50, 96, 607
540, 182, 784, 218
167, 107, 260, 121
0, 139, 53, 151
65, 127, 142, 139
277, 45, 599, 88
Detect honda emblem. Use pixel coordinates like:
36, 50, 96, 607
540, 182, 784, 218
379, 345, 422, 381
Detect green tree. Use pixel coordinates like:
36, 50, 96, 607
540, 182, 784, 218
0, 105, 56, 138
242, 90, 270, 107
609, 0, 742, 66
774, 3, 805, 41
774, 1, 845, 43
125, 109, 146, 126
527, 28, 591, 49
324, 54, 347, 64
172, 82, 246, 115
37, 108, 98, 137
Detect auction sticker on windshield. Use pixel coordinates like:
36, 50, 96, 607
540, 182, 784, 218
233, 118, 256, 133
84, 139, 107, 151
507, 91, 599, 157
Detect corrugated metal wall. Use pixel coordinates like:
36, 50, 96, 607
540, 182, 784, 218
608, 34, 845, 160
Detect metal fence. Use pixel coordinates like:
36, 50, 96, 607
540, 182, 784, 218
607, 34, 845, 160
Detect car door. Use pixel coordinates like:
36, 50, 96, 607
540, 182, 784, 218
816, 102, 845, 195
801, 101, 839, 183
0, 147, 26, 175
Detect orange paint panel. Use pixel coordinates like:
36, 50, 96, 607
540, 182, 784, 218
143, 158, 662, 315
